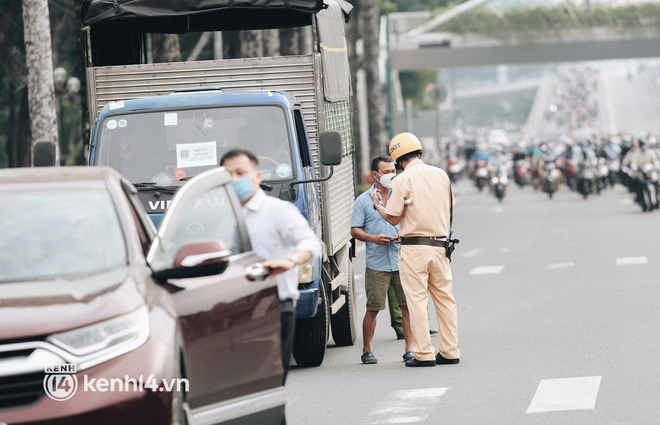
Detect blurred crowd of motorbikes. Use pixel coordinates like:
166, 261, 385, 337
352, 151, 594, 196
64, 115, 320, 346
445, 133, 660, 212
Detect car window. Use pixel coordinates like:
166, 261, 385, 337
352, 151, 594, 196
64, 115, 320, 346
0, 191, 127, 282
157, 184, 242, 268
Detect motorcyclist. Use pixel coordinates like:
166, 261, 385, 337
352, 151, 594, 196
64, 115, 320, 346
629, 138, 660, 208
487, 144, 510, 170
573, 140, 598, 169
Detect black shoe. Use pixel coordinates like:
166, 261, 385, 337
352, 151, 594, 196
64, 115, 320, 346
429, 329, 439, 335
405, 358, 436, 367
435, 353, 459, 365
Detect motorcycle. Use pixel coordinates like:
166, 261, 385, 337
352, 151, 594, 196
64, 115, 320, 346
577, 165, 595, 200
608, 159, 620, 187
542, 162, 561, 199
474, 160, 488, 192
447, 157, 464, 183
564, 160, 576, 191
514, 160, 530, 188
636, 163, 659, 212
620, 164, 636, 193
491, 165, 509, 202
595, 158, 610, 193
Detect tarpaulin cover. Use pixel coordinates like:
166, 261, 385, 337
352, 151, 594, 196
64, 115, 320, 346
317, 0, 352, 101
81, 0, 324, 31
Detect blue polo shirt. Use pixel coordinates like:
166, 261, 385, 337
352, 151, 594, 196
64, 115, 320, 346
351, 185, 400, 272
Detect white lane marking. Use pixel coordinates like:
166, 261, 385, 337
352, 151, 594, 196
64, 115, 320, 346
621, 198, 633, 205
616, 256, 648, 265
362, 388, 449, 424
501, 247, 511, 253
494, 206, 503, 213
460, 249, 481, 258
526, 376, 602, 414
355, 273, 364, 281
357, 243, 366, 253
545, 262, 575, 270
469, 265, 505, 275
356, 290, 366, 299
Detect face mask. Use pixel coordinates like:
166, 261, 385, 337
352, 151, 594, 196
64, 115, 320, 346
231, 175, 256, 202
377, 172, 395, 189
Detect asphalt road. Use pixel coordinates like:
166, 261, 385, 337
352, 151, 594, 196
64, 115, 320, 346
286, 178, 660, 424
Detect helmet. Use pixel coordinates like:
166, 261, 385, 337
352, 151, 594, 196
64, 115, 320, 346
389, 132, 423, 162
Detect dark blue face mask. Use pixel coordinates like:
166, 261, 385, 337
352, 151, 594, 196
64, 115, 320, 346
231, 175, 256, 202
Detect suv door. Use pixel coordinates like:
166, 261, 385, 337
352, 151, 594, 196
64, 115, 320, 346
147, 167, 283, 416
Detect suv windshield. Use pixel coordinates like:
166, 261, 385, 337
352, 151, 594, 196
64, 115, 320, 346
0, 191, 127, 282
96, 105, 295, 186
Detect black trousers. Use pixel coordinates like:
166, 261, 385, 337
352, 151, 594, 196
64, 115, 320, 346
280, 304, 296, 385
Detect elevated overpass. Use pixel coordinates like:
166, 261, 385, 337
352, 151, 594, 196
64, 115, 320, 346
388, 4, 660, 70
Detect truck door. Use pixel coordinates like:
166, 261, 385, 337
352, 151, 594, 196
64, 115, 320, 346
148, 167, 283, 414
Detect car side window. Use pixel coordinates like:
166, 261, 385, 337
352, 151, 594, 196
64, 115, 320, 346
159, 185, 243, 267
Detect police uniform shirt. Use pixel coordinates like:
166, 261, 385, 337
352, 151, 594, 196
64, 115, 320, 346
385, 158, 453, 237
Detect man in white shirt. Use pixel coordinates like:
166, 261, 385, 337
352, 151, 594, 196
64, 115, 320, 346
220, 149, 322, 383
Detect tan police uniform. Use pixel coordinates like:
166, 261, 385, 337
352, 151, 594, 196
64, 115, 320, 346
385, 158, 459, 361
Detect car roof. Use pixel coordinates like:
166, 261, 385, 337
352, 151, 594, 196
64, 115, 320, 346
0, 166, 120, 189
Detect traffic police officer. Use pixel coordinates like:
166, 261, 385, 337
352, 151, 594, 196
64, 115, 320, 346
371, 132, 460, 367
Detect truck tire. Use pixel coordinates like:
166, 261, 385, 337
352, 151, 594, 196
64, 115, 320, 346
292, 283, 328, 367
331, 260, 357, 346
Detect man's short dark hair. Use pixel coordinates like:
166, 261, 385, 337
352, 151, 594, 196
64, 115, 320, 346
371, 155, 394, 172
220, 148, 259, 168
396, 150, 422, 166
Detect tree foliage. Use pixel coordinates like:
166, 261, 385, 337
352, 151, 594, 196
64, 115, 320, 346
399, 70, 439, 110
439, 3, 660, 41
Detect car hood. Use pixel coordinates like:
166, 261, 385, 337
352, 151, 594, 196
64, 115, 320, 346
0, 265, 148, 340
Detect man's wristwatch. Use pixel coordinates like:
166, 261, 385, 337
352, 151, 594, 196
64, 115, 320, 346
373, 201, 384, 211
287, 254, 299, 266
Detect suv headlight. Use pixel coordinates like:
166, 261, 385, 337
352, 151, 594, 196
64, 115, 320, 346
47, 306, 150, 371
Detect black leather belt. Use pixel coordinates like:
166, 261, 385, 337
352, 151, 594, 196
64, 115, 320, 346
400, 236, 447, 247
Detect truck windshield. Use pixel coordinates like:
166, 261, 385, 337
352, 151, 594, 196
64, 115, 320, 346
0, 191, 127, 282
96, 105, 295, 186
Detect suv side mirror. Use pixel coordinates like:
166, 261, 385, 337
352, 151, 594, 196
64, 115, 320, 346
319, 131, 342, 166
152, 240, 231, 282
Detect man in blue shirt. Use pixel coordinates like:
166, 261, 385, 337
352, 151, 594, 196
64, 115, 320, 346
351, 155, 413, 364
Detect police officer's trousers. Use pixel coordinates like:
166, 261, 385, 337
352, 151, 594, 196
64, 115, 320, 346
399, 244, 460, 361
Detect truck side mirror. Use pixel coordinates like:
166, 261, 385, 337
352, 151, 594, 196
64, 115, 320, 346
319, 131, 342, 166
32, 140, 58, 167
289, 131, 343, 187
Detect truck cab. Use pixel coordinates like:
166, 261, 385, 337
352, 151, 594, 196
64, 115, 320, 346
89, 89, 326, 316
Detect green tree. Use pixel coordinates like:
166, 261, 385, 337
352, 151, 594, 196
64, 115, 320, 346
399, 71, 438, 110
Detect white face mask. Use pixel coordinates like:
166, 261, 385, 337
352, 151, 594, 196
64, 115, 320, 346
377, 172, 395, 188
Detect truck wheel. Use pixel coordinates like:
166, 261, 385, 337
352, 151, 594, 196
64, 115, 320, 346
292, 283, 328, 367
331, 260, 357, 346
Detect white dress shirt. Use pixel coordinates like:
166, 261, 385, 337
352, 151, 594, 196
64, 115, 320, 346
242, 189, 322, 301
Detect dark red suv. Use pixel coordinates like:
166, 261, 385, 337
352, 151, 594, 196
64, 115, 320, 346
0, 166, 284, 424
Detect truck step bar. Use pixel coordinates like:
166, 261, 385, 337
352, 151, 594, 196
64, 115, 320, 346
330, 294, 346, 315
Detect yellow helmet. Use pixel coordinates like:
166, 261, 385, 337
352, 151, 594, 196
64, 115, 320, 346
389, 132, 423, 162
